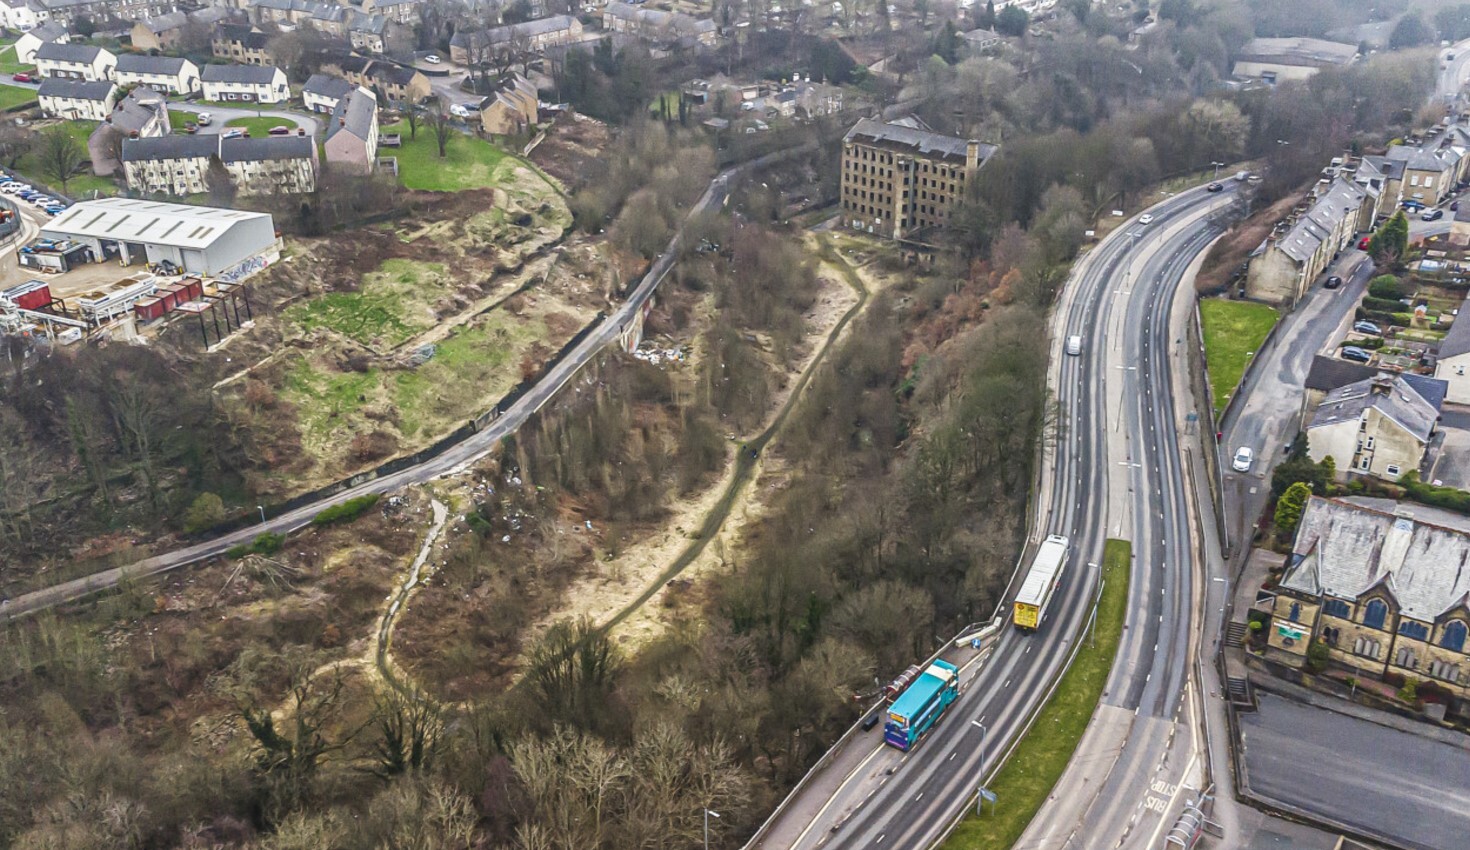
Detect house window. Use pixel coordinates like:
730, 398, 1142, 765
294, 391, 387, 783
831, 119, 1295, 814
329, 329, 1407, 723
1359, 457, 1371, 471
1443, 620, 1469, 653
1386, 464, 1401, 477
1324, 599, 1351, 619
1365, 436, 1375, 450
1430, 660, 1462, 683
1399, 620, 1430, 641
1289, 602, 1302, 622
1364, 599, 1389, 629
1323, 626, 1341, 646
1353, 636, 1382, 659
1394, 646, 1418, 669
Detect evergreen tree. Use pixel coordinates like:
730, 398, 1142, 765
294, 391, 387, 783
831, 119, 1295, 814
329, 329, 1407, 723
1275, 481, 1313, 536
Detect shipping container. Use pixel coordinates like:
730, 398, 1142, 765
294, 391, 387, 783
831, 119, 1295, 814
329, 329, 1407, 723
1, 279, 52, 311
77, 274, 158, 322
133, 297, 167, 322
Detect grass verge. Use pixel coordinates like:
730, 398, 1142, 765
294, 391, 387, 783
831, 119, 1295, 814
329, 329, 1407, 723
380, 121, 507, 191
1198, 298, 1278, 417
941, 538, 1131, 850
0, 82, 34, 111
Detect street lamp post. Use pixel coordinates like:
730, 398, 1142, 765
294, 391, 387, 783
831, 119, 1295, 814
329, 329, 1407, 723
1211, 161, 1224, 179
257, 505, 266, 524
704, 808, 720, 850
972, 719, 988, 815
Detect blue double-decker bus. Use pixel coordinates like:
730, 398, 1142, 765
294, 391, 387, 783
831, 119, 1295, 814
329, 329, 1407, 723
883, 659, 960, 751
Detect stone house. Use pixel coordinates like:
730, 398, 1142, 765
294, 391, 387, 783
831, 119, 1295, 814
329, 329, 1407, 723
1306, 373, 1441, 482
1245, 177, 1370, 305
323, 86, 377, 172
211, 23, 271, 65
1268, 497, 1470, 709
478, 72, 537, 136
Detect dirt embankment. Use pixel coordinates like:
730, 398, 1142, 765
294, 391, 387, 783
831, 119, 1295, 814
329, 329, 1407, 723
1195, 190, 1309, 295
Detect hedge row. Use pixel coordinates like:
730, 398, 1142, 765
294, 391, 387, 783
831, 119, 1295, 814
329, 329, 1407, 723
311, 494, 381, 527
226, 532, 285, 560
1400, 472, 1470, 515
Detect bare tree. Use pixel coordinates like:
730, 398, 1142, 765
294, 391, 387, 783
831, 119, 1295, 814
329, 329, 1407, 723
36, 124, 84, 194
405, 103, 422, 140
427, 97, 454, 157
368, 687, 445, 778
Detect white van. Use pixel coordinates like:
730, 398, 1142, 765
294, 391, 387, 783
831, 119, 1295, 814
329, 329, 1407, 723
1065, 335, 1082, 356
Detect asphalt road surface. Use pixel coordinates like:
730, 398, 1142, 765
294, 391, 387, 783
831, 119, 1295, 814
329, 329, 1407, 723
748, 187, 1234, 850
1438, 38, 1470, 106
1240, 691, 1470, 850
0, 165, 746, 620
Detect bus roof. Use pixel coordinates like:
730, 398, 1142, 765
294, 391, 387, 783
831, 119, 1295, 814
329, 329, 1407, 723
889, 661, 959, 721
1016, 535, 1069, 606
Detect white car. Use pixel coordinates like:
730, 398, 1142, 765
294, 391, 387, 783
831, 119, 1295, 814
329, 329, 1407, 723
29, 196, 52, 207
424, 53, 442, 64
196, 112, 212, 126
1138, 213, 1155, 225
1232, 446, 1254, 473
1065, 335, 1082, 356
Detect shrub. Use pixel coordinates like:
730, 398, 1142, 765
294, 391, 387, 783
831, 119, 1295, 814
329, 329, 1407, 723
1306, 639, 1330, 672
1368, 275, 1404, 300
1363, 296, 1405, 313
1398, 677, 1419, 704
1391, 312, 1415, 326
1400, 471, 1470, 515
311, 494, 381, 527
227, 532, 285, 559
183, 492, 226, 534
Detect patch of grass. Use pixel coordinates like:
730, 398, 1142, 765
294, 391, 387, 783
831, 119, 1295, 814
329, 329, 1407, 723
380, 121, 508, 191
0, 82, 36, 112
313, 494, 380, 526
0, 42, 31, 75
16, 119, 116, 198
224, 115, 299, 137
285, 259, 449, 348
942, 539, 1130, 850
1198, 298, 1279, 416
284, 356, 381, 447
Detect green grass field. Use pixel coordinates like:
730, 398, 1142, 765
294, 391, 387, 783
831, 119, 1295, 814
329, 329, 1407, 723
942, 539, 1131, 850
1199, 298, 1279, 417
0, 40, 30, 76
380, 121, 508, 191
224, 115, 299, 136
286, 259, 450, 349
0, 82, 36, 112
17, 120, 115, 198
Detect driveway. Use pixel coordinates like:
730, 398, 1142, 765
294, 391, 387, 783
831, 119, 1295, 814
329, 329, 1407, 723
1429, 406, 1470, 489
169, 102, 321, 137
1239, 690, 1470, 850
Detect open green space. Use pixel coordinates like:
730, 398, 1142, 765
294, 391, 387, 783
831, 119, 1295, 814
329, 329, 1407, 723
1199, 298, 1279, 417
943, 539, 1131, 850
0, 82, 36, 112
285, 259, 450, 349
18, 119, 115, 198
0, 41, 31, 75
223, 115, 299, 136
380, 120, 509, 191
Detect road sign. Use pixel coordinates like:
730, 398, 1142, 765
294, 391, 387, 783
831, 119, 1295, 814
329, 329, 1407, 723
979, 789, 996, 804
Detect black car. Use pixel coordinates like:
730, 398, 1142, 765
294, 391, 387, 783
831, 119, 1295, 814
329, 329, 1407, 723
1206, 182, 1223, 192
1325, 275, 1343, 289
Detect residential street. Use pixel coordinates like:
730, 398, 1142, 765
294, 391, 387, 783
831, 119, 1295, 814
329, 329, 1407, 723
168, 101, 322, 137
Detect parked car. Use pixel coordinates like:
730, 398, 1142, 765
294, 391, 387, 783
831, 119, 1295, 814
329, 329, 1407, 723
221, 128, 245, 139
29, 196, 52, 207
1423, 208, 1445, 221
11, 73, 31, 83
44, 206, 65, 216
183, 123, 198, 134
1138, 213, 1155, 225
424, 53, 441, 64
1206, 182, 1223, 192
1325, 275, 1343, 289
1232, 446, 1254, 473
1354, 320, 1382, 335
1066, 335, 1082, 356
1358, 235, 1372, 249
1342, 346, 1373, 363
268, 125, 291, 135
196, 112, 211, 126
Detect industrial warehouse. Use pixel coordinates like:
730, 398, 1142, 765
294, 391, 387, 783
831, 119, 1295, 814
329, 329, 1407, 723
37, 197, 279, 278
0, 199, 275, 347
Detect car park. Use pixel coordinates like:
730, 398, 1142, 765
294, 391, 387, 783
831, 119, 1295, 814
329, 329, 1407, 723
1342, 346, 1373, 363
1232, 446, 1254, 472
1139, 213, 1154, 224
1206, 182, 1223, 192
1354, 320, 1382, 335
1325, 275, 1343, 289
1423, 208, 1445, 221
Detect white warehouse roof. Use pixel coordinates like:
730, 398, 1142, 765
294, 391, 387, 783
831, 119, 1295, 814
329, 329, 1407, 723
43, 198, 272, 250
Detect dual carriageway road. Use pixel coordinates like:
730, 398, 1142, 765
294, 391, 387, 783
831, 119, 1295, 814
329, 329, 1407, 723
750, 185, 1234, 850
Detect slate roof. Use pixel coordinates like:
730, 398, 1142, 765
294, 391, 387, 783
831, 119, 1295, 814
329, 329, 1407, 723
1387, 143, 1451, 173
37, 77, 114, 101
220, 134, 314, 163
452, 15, 578, 48
215, 23, 271, 49
24, 22, 69, 44
115, 54, 190, 76
327, 87, 375, 142
121, 133, 218, 163
1309, 373, 1440, 442
349, 11, 387, 34
1275, 178, 1366, 265
138, 11, 187, 33
35, 42, 104, 64
1439, 301, 1470, 360
201, 64, 281, 84
1237, 37, 1358, 67
1284, 496, 1470, 622
1304, 356, 1450, 409
845, 116, 990, 164
303, 72, 353, 101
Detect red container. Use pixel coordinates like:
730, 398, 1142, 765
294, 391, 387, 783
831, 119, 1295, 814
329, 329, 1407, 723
3, 280, 52, 311
134, 297, 166, 322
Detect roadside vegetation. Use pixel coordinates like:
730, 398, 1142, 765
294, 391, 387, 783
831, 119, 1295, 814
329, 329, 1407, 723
943, 539, 1131, 850
1199, 298, 1279, 416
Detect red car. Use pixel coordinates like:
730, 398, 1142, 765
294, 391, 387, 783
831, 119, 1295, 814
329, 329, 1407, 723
1358, 235, 1372, 250
11, 73, 31, 83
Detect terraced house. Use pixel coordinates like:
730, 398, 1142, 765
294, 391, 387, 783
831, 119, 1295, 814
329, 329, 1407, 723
212, 23, 271, 65
36, 77, 116, 120
201, 63, 288, 103
1245, 177, 1370, 304
34, 42, 115, 81
113, 54, 200, 95
122, 133, 317, 196
1269, 497, 1470, 714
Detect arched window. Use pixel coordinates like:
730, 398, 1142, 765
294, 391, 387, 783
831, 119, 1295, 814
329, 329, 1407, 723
1364, 599, 1388, 630
1443, 620, 1468, 654
1395, 647, 1418, 669
1399, 621, 1430, 642
1289, 602, 1301, 622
